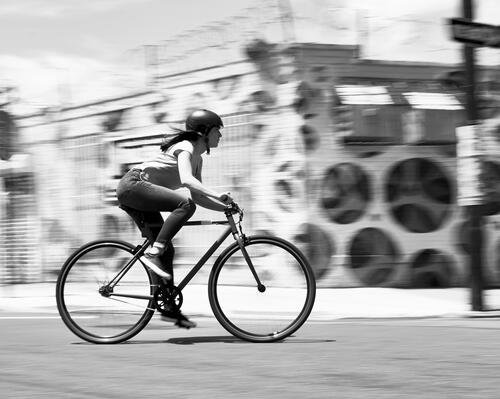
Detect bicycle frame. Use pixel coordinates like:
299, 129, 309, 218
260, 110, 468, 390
175, 220, 232, 291
105, 209, 261, 301
57, 202, 316, 344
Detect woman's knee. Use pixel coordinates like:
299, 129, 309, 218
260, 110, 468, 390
180, 198, 196, 217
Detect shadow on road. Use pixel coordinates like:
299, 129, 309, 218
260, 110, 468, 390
72, 336, 336, 345
164, 336, 336, 345
72, 336, 244, 345
166, 335, 244, 345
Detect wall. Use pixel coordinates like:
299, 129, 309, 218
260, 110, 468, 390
286, 46, 500, 288
5, 42, 500, 287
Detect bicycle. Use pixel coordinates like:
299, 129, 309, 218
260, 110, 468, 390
56, 202, 316, 344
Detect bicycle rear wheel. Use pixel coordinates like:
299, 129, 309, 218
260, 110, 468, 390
56, 240, 155, 344
208, 235, 316, 342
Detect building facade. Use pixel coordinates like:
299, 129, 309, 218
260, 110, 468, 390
2, 38, 500, 287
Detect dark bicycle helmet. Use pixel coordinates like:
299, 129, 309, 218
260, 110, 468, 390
185, 109, 223, 135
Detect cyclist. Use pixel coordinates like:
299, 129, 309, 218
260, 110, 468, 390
116, 109, 233, 328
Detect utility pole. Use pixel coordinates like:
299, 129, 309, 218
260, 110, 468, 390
144, 45, 159, 90
276, 0, 296, 44
462, 0, 484, 311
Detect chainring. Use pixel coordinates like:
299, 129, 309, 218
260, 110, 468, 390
153, 284, 183, 315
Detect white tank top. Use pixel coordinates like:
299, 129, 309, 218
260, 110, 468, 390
138, 140, 201, 190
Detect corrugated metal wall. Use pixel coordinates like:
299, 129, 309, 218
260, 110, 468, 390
0, 173, 39, 283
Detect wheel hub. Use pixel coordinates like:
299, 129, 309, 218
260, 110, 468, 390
98, 285, 113, 297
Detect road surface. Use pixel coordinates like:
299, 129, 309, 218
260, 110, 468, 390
1, 312, 500, 398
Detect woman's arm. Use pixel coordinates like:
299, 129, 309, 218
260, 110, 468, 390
177, 151, 231, 207
191, 192, 227, 211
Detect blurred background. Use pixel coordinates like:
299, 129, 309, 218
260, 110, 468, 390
1, 0, 500, 288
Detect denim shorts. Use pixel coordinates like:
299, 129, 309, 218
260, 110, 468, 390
116, 168, 192, 213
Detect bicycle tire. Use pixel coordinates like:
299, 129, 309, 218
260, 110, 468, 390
208, 235, 316, 342
56, 240, 156, 344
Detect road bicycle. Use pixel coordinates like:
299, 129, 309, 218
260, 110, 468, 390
56, 203, 316, 344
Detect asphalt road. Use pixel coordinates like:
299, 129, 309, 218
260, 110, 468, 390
1, 313, 500, 399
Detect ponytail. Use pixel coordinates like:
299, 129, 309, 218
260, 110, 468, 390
160, 128, 201, 152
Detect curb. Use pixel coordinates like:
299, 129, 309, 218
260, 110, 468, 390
2, 285, 500, 321
464, 310, 500, 318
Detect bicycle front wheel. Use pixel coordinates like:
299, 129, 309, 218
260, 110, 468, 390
56, 240, 155, 344
208, 235, 316, 342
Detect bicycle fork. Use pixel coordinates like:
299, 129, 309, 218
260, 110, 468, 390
237, 236, 266, 293
227, 212, 266, 293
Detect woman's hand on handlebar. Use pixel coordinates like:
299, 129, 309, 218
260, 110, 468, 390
218, 192, 233, 205
218, 193, 242, 216
225, 201, 242, 215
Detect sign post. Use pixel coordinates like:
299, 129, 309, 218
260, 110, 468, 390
451, 0, 485, 311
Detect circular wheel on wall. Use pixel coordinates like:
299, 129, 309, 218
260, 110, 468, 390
299, 124, 320, 152
385, 158, 453, 233
409, 249, 455, 288
481, 160, 500, 216
496, 240, 500, 283
273, 160, 306, 214
348, 228, 401, 286
294, 223, 335, 280
320, 163, 372, 224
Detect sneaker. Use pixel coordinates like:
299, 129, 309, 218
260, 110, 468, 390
140, 253, 172, 280
161, 309, 197, 329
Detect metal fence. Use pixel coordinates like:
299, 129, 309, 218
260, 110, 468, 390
0, 113, 255, 283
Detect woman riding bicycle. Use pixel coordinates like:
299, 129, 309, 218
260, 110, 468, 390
116, 109, 233, 328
